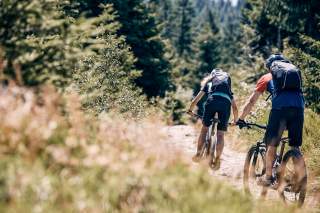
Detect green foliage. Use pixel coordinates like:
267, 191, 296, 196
0, 0, 74, 85
0, 1, 146, 116
0, 0, 109, 87
241, 0, 280, 56
197, 24, 220, 78
158, 86, 193, 124
73, 0, 173, 97
193, 23, 221, 94
163, 0, 197, 93
174, 0, 196, 58
148, 0, 176, 40
71, 6, 147, 117
302, 109, 320, 176
241, 0, 320, 113
112, 0, 173, 97
286, 36, 320, 113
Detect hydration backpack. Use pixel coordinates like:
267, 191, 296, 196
208, 70, 230, 94
270, 61, 302, 93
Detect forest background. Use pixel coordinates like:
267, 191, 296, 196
0, 0, 319, 211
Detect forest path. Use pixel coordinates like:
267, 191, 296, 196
162, 125, 318, 209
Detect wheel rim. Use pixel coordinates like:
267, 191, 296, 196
245, 151, 265, 195
280, 155, 307, 206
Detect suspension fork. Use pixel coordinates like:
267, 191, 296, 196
278, 141, 286, 164
252, 141, 262, 165
205, 124, 213, 155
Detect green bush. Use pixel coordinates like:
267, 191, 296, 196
302, 110, 320, 176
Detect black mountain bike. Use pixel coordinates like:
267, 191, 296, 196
188, 112, 220, 166
242, 122, 307, 207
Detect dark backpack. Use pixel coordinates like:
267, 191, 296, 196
270, 61, 302, 93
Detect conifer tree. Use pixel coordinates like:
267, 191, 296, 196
0, 0, 77, 86
69, 5, 147, 116
146, 0, 175, 40
0, 0, 114, 87
72, 0, 172, 97
174, 0, 196, 58
241, 0, 320, 112
196, 24, 220, 85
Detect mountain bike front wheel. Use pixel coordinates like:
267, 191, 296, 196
243, 144, 266, 195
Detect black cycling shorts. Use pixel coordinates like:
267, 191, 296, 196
202, 96, 231, 131
265, 107, 304, 147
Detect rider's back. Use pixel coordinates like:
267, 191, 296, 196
255, 73, 304, 110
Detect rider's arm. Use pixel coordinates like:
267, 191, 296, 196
239, 91, 262, 120
231, 99, 239, 123
188, 91, 205, 112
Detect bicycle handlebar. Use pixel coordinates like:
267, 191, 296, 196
186, 111, 201, 118
242, 122, 267, 130
186, 111, 220, 123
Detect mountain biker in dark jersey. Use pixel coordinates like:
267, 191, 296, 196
237, 54, 305, 186
188, 69, 238, 169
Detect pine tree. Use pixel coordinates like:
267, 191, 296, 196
70, 6, 146, 116
174, 0, 196, 58
241, 0, 320, 112
287, 36, 320, 113
241, 0, 280, 56
223, 14, 242, 65
207, 8, 219, 34
265, 0, 320, 112
147, 0, 175, 40
72, 0, 172, 98
0, 0, 76, 86
0, 1, 145, 115
0, 0, 113, 87
193, 10, 221, 115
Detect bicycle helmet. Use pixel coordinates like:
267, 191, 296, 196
265, 53, 286, 69
210, 68, 223, 76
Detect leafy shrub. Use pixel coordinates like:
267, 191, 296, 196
157, 86, 193, 125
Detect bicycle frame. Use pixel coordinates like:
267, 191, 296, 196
245, 123, 291, 180
277, 137, 289, 164
206, 118, 219, 157
243, 122, 307, 205
187, 111, 219, 158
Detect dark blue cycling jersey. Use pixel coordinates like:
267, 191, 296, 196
255, 73, 305, 109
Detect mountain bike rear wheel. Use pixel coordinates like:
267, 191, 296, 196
199, 139, 212, 159
243, 144, 266, 195
278, 149, 307, 207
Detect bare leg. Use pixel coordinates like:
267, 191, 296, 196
193, 125, 209, 162
265, 145, 276, 177
196, 125, 209, 154
258, 145, 277, 187
209, 130, 225, 170
215, 130, 225, 160
290, 146, 307, 185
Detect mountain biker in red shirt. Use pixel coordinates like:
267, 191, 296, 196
237, 54, 305, 186
188, 69, 238, 169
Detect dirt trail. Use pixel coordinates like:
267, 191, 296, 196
162, 125, 318, 208
163, 125, 245, 190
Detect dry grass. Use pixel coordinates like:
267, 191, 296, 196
0, 83, 253, 212
0, 83, 316, 212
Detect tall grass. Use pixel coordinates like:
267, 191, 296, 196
0, 84, 310, 212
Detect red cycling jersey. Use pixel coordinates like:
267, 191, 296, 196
255, 73, 272, 93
